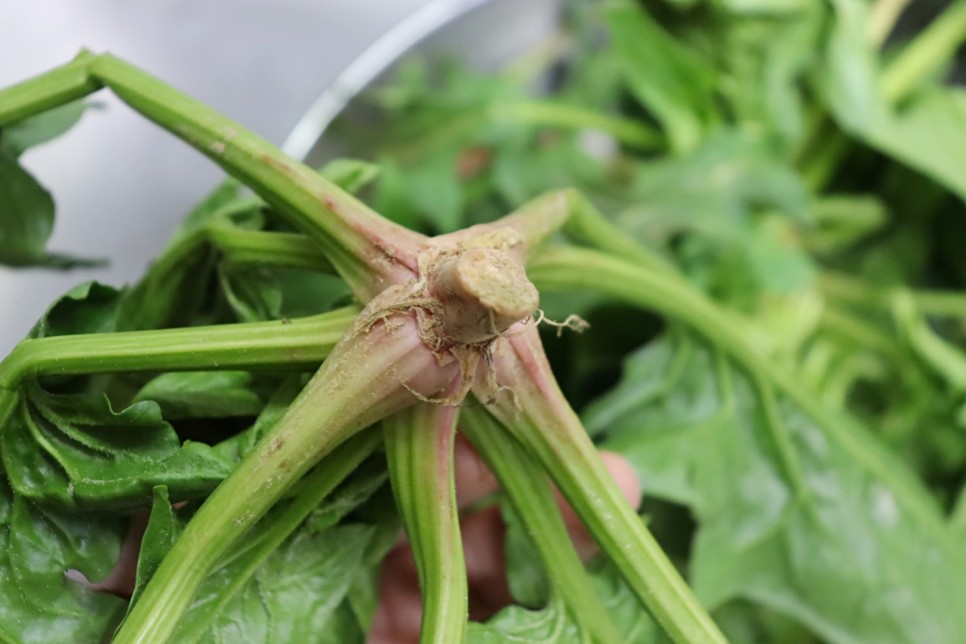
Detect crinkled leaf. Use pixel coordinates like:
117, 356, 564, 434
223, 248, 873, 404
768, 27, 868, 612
0, 472, 126, 643
1, 383, 233, 509
147, 458, 391, 642
467, 596, 581, 643
468, 561, 663, 643
29, 281, 122, 339
193, 525, 374, 642
585, 333, 966, 643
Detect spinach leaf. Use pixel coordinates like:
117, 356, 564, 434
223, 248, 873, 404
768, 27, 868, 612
29, 281, 122, 339
167, 460, 393, 643
2, 382, 233, 509
128, 486, 182, 608
585, 333, 966, 643
468, 560, 665, 643
0, 472, 126, 643
0, 102, 101, 268
0, 100, 88, 157
605, 1, 718, 153
862, 88, 966, 203
132, 371, 267, 421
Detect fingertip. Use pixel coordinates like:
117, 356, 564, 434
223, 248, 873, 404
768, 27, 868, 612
598, 450, 642, 510
453, 433, 500, 508
368, 545, 422, 644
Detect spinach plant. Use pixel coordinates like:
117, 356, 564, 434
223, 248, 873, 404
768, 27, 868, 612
2, 0, 966, 642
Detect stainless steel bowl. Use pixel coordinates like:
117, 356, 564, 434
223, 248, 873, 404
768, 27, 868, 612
286, 0, 560, 165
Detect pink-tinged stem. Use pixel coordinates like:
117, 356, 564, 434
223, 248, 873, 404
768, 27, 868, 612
115, 311, 462, 644
384, 403, 467, 644
460, 405, 623, 642
475, 325, 726, 644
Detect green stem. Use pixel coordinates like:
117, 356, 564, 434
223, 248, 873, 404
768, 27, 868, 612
0, 53, 424, 300
114, 316, 448, 643
479, 326, 726, 644
0, 307, 357, 429
391, 99, 661, 165
913, 290, 966, 318
558, 188, 677, 277
210, 227, 331, 271
493, 100, 663, 149
0, 49, 98, 123
818, 306, 905, 360
881, 0, 966, 102
821, 271, 966, 318
460, 406, 623, 643
529, 245, 949, 533
384, 403, 467, 644
175, 429, 383, 644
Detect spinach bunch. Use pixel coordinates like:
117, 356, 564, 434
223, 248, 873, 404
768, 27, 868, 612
2, 0, 966, 642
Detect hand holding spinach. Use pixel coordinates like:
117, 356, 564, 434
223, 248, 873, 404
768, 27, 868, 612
2, 1, 966, 642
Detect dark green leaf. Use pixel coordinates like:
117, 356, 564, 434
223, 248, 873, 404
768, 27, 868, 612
128, 486, 182, 608
0, 151, 55, 266
468, 561, 663, 643
374, 152, 463, 233
2, 383, 233, 509
133, 371, 266, 420
0, 147, 102, 269
0, 472, 126, 643
29, 281, 122, 339
176, 524, 379, 642
213, 376, 304, 463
